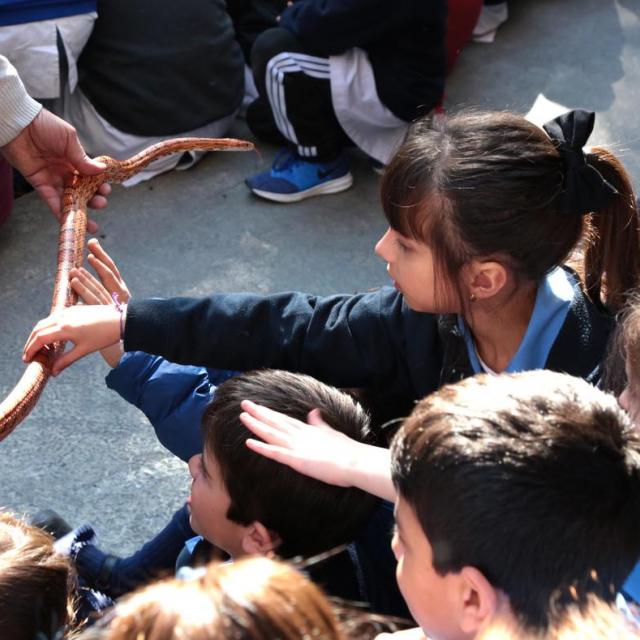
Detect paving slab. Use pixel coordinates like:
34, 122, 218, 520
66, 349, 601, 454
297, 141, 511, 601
0, 0, 638, 554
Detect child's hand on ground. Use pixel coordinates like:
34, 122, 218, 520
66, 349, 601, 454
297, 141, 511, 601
23, 304, 121, 375
240, 400, 396, 500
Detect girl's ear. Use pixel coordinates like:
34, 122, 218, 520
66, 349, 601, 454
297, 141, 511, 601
457, 566, 500, 634
467, 260, 508, 300
241, 522, 282, 556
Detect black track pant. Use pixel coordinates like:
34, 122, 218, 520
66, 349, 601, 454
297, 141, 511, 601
250, 27, 351, 162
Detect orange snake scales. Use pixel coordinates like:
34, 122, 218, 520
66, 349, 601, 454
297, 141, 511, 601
0, 137, 254, 441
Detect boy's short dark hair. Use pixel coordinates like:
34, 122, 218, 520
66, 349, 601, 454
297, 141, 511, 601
202, 369, 378, 558
391, 371, 640, 630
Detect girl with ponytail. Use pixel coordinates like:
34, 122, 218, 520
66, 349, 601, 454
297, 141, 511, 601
25, 109, 639, 413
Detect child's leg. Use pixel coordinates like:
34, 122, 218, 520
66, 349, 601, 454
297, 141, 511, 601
250, 27, 352, 162
75, 504, 194, 598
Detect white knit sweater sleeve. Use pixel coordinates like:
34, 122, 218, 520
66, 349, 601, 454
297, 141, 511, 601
0, 55, 42, 146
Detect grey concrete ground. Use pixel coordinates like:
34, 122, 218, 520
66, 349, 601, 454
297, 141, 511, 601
0, 0, 638, 554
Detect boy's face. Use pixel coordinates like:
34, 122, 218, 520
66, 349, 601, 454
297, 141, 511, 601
187, 450, 248, 558
392, 497, 476, 640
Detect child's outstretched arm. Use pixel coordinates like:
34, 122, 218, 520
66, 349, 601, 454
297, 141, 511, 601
240, 399, 396, 502
70, 239, 131, 368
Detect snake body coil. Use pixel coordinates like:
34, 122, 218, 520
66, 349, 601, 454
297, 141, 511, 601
0, 137, 253, 441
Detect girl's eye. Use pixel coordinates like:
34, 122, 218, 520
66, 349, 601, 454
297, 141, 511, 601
396, 239, 409, 252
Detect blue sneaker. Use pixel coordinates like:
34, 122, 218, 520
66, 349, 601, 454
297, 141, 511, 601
246, 150, 353, 203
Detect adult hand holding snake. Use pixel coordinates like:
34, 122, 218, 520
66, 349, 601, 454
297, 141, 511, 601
1, 108, 111, 232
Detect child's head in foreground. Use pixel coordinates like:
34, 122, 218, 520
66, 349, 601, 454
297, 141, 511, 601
79, 556, 345, 640
188, 369, 378, 559
0, 510, 74, 640
390, 370, 640, 639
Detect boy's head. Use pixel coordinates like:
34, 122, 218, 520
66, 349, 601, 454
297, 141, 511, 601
390, 371, 640, 639
188, 369, 377, 559
0, 511, 73, 640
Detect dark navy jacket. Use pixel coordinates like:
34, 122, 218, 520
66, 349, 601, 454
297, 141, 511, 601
279, 0, 447, 122
123, 268, 614, 431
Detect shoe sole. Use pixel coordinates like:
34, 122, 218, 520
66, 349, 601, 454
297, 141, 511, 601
250, 173, 354, 203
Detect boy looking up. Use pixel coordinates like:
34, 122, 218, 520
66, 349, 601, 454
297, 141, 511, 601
188, 369, 378, 561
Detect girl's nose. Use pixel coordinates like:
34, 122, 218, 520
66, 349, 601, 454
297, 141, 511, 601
375, 228, 393, 260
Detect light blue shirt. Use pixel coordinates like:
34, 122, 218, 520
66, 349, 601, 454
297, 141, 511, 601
459, 267, 573, 374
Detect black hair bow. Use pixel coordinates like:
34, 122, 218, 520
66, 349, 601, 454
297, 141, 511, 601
542, 109, 618, 215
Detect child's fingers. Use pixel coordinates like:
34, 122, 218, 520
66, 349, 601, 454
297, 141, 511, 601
87, 251, 118, 284
240, 400, 302, 431
87, 254, 125, 299
78, 267, 112, 302
71, 273, 110, 306
23, 321, 68, 362
70, 266, 104, 297
239, 412, 291, 447
71, 277, 100, 305
87, 238, 123, 280
307, 408, 330, 427
245, 439, 302, 471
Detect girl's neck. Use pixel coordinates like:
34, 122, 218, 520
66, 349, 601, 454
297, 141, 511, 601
464, 281, 538, 373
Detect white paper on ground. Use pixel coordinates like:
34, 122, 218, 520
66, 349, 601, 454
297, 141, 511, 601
525, 94, 570, 128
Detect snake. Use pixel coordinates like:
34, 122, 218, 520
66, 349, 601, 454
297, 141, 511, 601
0, 137, 254, 442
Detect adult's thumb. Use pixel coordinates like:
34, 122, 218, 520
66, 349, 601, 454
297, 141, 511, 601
67, 134, 106, 175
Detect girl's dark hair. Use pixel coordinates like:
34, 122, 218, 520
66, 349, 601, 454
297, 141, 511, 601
381, 111, 639, 311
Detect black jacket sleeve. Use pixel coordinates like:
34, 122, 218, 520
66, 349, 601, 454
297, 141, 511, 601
124, 288, 441, 398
